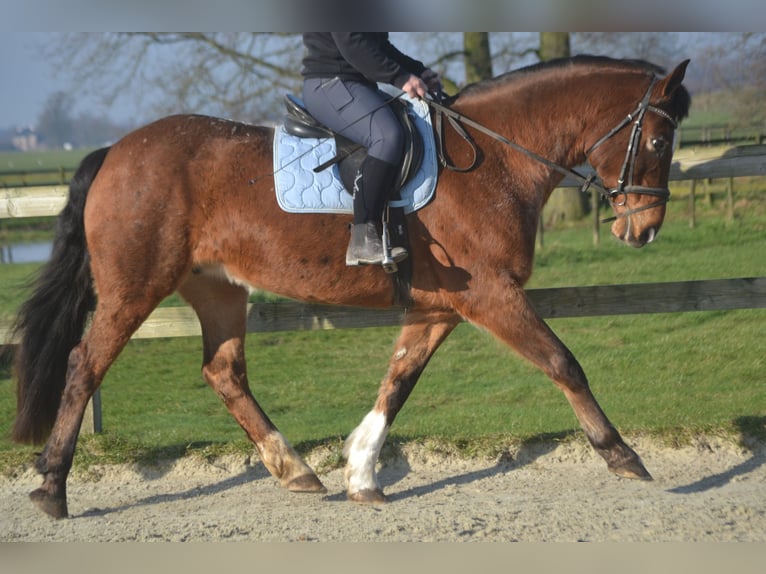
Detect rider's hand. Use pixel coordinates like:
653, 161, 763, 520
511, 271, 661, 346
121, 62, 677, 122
401, 74, 429, 99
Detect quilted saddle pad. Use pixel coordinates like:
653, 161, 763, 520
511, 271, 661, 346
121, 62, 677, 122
272, 94, 437, 215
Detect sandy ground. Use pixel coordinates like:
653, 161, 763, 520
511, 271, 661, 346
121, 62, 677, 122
1, 435, 764, 542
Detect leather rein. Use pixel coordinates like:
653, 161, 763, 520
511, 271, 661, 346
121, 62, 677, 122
427, 77, 679, 223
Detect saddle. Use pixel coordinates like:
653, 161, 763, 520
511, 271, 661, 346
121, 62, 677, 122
282, 94, 425, 199
281, 94, 423, 292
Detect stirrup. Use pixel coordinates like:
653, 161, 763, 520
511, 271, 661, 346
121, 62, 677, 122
381, 220, 407, 273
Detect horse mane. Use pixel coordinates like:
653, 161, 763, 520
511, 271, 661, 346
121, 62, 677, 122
454, 54, 690, 120
458, 55, 663, 97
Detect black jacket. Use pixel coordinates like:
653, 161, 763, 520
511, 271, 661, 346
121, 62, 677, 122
301, 33, 427, 88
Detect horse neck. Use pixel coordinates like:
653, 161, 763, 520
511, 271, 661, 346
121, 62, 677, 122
455, 68, 653, 173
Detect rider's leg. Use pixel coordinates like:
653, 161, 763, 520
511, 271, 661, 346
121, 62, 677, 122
302, 78, 408, 265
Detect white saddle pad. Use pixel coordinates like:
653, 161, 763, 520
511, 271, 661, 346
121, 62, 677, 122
273, 94, 437, 214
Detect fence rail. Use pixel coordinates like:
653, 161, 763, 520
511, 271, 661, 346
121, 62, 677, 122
2, 278, 764, 345
0, 166, 74, 188
678, 124, 766, 147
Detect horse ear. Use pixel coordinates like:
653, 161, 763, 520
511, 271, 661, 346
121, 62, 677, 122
658, 59, 690, 97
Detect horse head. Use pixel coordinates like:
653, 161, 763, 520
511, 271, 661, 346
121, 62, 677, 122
587, 59, 691, 247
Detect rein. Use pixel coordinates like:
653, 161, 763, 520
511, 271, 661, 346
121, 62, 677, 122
426, 77, 678, 223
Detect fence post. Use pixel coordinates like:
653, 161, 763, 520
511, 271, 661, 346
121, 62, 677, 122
688, 179, 696, 229
591, 188, 600, 246
537, 214, 544, 249
80, 389, 103, 434
726, 176, 735, 221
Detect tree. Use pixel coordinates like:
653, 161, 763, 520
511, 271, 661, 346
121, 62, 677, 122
539, 32, 570, 62
701, 33, 766, 128
46, 33, 304, 124
463, 33, 492, 84
45, 33, 516, 124
36, 91, 74, 148
573, 32, 680, 70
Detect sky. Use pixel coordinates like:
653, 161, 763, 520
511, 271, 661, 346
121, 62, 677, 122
0, 32, 144, 129
0, 33, 66, 128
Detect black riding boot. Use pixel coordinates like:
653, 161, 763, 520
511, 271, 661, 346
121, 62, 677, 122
345, 156, 408, 266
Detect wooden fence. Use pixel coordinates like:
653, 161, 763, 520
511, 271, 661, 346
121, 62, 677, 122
3, 277, 762, 346
2, 144, 765, 432
678, 124, 766, 147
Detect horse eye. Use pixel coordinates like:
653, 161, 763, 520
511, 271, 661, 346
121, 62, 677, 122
650, 137, 668, 156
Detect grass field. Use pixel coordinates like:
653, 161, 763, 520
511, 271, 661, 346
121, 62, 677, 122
0, 149, 91, 172
1, 181, 764, 471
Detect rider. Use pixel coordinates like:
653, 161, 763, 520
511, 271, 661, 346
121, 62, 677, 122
301, 33, 441, 266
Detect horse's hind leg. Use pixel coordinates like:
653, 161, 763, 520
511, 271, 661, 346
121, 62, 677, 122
178, 273, 325, 493
30, 296, 162, 518
458, 276, 651, 480
344, 310, 461, 503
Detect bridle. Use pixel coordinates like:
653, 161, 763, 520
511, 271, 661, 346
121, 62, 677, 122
584, 77, 678, 222
428, 76, 679, 223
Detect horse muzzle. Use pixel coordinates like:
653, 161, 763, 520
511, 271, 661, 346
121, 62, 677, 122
606, 185, 670, 247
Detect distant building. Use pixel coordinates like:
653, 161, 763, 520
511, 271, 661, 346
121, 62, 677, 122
12, 127, 38, 151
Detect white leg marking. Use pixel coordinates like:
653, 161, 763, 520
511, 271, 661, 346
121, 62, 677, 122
344, 410, 389, 494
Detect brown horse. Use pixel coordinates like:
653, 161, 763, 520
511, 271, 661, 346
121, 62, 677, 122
11, 56, 690, 518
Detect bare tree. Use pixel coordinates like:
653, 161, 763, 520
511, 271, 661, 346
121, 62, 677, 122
701, 33, 766, 128
46, 33, 303, 124
36, 91, 74, 148
42, 33, 574, 127
49, 32, 480, 124
573, 32, 681, 70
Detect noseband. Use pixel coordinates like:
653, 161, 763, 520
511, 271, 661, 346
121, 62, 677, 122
428, 75, 679, 224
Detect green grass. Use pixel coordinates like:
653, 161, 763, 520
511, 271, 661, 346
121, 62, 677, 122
0, 179, 764, 472
0, 149, 92, 187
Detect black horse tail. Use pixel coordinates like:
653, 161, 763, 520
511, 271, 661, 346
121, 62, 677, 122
11, 146, 110, 445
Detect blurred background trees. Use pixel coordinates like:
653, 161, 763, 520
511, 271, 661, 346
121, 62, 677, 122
44, 32, 740, 126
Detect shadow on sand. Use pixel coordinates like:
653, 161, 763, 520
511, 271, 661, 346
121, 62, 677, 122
321, 431, 575, 503
75, 417, 766, 516
668, 416, 766, 495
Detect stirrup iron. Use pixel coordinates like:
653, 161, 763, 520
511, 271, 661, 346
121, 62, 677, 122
381, 220, 397, 274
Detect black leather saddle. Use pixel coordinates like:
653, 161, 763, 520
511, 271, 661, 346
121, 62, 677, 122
283, 94, 424, 197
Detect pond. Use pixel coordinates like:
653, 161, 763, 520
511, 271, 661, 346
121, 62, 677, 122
0, 241, 52, 264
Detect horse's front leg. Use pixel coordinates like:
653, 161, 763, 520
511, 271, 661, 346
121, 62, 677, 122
458, 276, 651, 480
344, 310, 461, 503
180, 275, 326, 494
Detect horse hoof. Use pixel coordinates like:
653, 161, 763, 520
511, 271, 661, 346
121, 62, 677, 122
347, 488, 388, 505
29, 488, 68, 519
286, 474, 327, 493
609, 459, 653, 481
